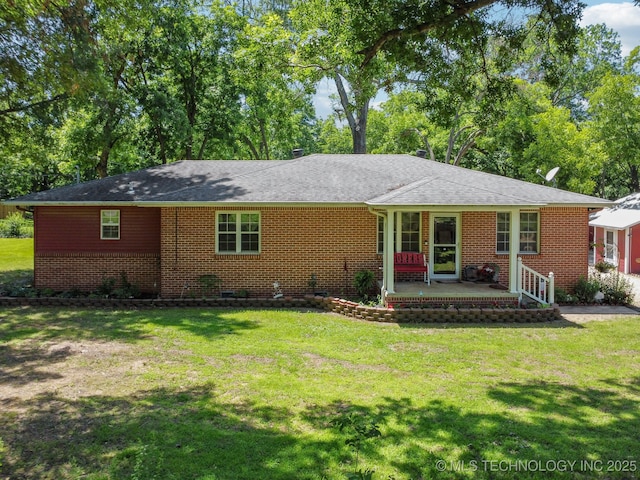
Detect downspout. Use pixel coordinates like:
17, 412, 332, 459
368, 207, 388, 298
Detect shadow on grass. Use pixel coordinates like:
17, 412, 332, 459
300, 379, 640, 479
0, 343, 68, 386
0, 269, 33, 295
0, 308, 260, 344
0, 384, 339, 480
1, 379, 638, 479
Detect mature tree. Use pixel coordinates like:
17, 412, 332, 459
233, 13, 317, 159
291, 0, 404, 153
366, 91, 432, 155
476, 80, 605, 193
517, 23, 624, 121
352, 0, 582, 69
0, 0, 99, 122
293, 0, 584, 154
145, 2, 243, 161
587, 63, 640, 197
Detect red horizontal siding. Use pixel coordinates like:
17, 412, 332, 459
35, 206, 160, 254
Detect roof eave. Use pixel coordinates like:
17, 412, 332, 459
589, 221, 640, 229
5, 200, 370, 208
364, 201, 609, 209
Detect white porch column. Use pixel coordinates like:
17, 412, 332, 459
625, 227, 631, 274
385, 210, 396, 294
509, 208, 520, 293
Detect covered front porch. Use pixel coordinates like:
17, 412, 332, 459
371, 207, 555, 308
384, 280, 520, 308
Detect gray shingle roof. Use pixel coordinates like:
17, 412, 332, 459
5, 154, 611, 207
589, 192, 640, 229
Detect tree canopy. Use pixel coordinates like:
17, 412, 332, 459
1, 0, 639, 200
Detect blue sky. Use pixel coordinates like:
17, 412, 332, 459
581, 0, 640, 56
313, 1, 640, 118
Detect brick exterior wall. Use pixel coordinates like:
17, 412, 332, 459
460, 211, 511, 284
457, 208, 589, 291
35, 253, 160, 294
517, 207, 590, 290
160, 207, 382, 298
31, 205, 589, 297
33, 206, 161, 294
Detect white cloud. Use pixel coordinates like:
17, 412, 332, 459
581, 2, 640, 56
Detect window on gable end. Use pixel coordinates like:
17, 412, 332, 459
101, 210, 120, 240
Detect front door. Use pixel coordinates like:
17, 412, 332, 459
431, 214, 460, 280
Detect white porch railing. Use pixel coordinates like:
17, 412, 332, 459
517, 258, 555, 305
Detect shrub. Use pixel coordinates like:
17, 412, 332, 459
554, 287, 575, 304
95, 272, 140, 299
112, 272, 140, 299
197, 274, 222, 297
594, 261, 615, 273
96, 276, 117, 297
574, 275, 600, 303
597, 271, 634, 305
0, 213, 33, 238
353, 269, 376, 300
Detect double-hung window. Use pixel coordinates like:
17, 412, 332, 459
377, 212, 421, 253
101, 210, 120, 240
495, 211, 539, 254
496, 212, 510, 254
519, 212, 539, 253
217, 212, 260, 254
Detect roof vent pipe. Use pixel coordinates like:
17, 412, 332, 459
292, 148, 304, 158
416, 149, 427, 158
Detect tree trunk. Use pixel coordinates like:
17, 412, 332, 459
97, 147, 110, 178
630, 164, 639, 192
334, 71, 370, 154
259, 119, 270, 160
241, 133, 260, 159
154, 124, 168, 164
351, 114, 367, 154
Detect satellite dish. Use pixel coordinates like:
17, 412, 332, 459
545, 166, 560, 182
535, 166, 560, 187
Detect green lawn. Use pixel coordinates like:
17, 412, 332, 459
0, 238, 33, 271
0, 238, 34, 294
0, 307, 638, 479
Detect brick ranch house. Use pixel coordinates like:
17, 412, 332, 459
5, 154, 610, 305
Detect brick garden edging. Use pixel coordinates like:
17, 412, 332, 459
0, 295, 561, 323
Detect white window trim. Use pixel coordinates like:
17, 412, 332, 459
496, 212, 510, 254
604, 229, 618, 265
377, 212, 422, 253
100, 209, 120, 240
519, 210, 540, 254
216, 211, 261, 254
495, 211, 540, 255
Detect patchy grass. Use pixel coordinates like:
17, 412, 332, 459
0, 307, 638, 479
